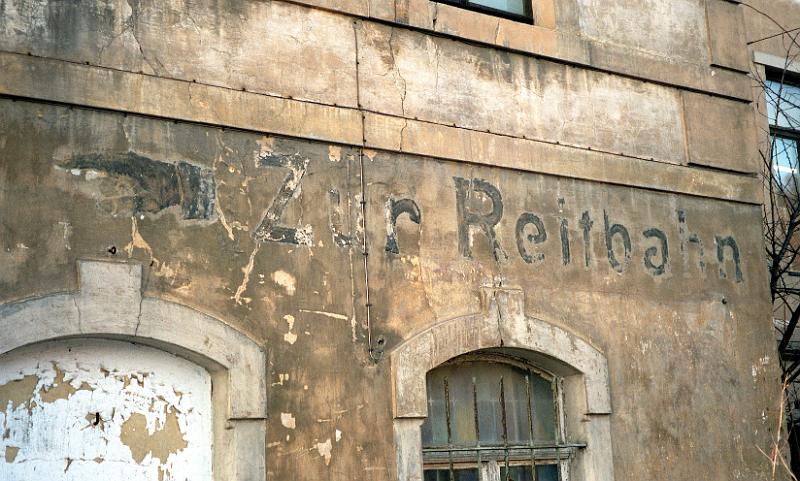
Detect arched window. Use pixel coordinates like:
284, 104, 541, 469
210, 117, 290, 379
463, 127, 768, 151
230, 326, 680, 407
420, 352, 581, 481
0, 260, 267, 481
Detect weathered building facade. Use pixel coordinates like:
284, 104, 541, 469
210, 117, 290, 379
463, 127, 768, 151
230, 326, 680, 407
0, 0, 785, 480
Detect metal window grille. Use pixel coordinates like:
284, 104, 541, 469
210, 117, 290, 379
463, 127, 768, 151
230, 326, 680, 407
422, 362, 585, 481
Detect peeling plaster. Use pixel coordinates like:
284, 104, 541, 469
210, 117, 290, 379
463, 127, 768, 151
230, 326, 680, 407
315, 438, 333, 466
255, 136, 275, 162
283, 315, 298, 345
0, 339, 212, 481
298, 309, 348, 320
0, 375, 38, 412
124, 216, 154, 259
4, 446, 18, 463
328, 145, 342, 162
120, 411, 188, 464
232, 244, 260, 305
280, 412, 296, 430
272, 270, 296, 296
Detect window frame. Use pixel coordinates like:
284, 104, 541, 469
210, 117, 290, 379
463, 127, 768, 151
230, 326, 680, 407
420, 352, 581, 481
766, 71, 800, 274
432, 0, 534, 25
389, 288, 615, 481
0, 260, 268, 481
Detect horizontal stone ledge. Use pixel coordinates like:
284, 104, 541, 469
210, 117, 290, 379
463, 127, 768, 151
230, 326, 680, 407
0, 52, 761, 205
0, 51, 364, 147
363, 112, 762, 205
277, 0, 751, 102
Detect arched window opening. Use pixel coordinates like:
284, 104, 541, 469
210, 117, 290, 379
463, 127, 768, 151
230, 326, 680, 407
420, 353, 583, 481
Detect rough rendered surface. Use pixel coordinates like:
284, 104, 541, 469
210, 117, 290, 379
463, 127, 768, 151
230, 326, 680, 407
0, 0, 786, 480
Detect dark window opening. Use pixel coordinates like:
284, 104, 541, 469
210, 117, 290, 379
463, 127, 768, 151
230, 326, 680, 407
421, 354, 583, 481
432, 0, 533, 24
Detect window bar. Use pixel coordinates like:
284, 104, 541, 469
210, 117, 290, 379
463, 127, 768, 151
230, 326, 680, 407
553, 378, 562, 480
525, 374, 539, 481
500, 376, 510, 481
472, 376, 482, 481
444, 376, 455, 481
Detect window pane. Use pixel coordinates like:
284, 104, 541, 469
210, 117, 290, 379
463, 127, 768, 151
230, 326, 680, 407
498, 465, 558, 481
766, 80, 800, 129
424, 468, 479, 481
772, 135, 800, 193
501, 465, 533, 481
425, 465, 557, 481
536, 464, 559, 481
467, 0, 527, 16
422, 360, 556, 447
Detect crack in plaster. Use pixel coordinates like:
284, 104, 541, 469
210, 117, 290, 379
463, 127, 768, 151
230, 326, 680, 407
124, 0, 167, 76
387, 27, 408, 119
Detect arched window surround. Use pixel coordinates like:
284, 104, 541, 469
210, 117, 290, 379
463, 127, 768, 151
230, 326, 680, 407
0, 259, 267, 481
390, 287, 614, 481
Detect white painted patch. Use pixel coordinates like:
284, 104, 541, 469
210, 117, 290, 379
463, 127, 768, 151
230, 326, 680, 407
272, 270, 296, 296
335, 429, 342, 442
280, 412, 296, 430
0, 339, 213, 481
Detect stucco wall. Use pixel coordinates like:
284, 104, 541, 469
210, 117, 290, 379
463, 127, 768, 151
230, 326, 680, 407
0, 0, 784, 480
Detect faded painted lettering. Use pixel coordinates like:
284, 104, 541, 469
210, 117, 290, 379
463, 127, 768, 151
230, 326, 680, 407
253, 153, 313, 245
604, 211, 632, 273
515, 213, 547, 264
385, 198, 422, 255
454, 177, 507, 261
643, 228, 669, 276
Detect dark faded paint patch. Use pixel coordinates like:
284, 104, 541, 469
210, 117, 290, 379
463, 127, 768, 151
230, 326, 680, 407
61, 152, 215, 220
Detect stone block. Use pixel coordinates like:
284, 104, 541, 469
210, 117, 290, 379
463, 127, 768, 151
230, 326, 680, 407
706, 0, 750, 72
682, 91, 757, 173
357, 23, 688, 164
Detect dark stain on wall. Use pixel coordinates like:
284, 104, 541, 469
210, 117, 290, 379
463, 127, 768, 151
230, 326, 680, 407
62, 152, 215, 220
